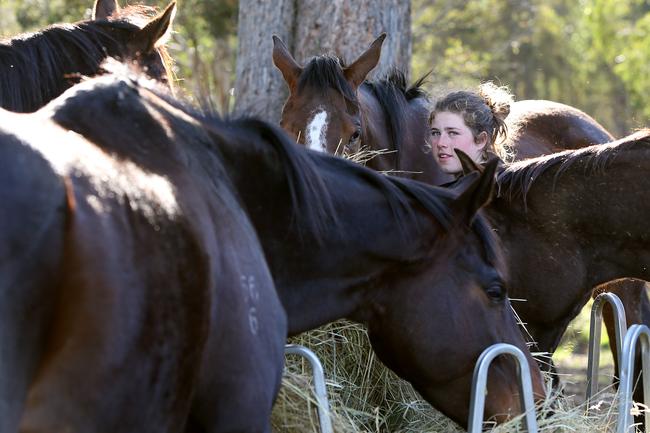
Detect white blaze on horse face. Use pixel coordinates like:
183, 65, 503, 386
305, 110, 328, 153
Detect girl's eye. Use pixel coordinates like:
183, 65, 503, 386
449, 131, 459, 136
431, 129, 440, 136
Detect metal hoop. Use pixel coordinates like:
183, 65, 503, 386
586, 292, 627, 404
285, 344, 333, 433
616, 324, 650, 433
468, 343, 538, 433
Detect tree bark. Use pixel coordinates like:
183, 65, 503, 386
234, 0, 411, 122
234, 0, 295, 121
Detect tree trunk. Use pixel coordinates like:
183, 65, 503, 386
234, 0, 411, 122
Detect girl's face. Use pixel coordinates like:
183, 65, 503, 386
430, 111, 487, 175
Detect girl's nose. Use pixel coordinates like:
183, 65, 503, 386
436, 135, 449, 149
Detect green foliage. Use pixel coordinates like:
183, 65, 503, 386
413, 0, 650, 136
2, 0, 649, 134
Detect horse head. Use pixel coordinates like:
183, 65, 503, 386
272, 33, 385, 155
362, 160, 546, 426
89, 0, 176, 86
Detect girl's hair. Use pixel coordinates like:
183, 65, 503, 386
429, 82, 514, 161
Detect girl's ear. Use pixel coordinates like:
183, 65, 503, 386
475, 131, 489, 150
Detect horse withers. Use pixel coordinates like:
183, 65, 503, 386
272, 34, 447, 184
0, 0, 175, 112
49, 69, 544, 428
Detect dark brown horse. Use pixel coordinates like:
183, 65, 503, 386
500, 100, 647, 374
459, 130, 650, 378
272, 34, 448, 185
0, 0, 175, 112
43, 69, 545, 429
0, 93, 288, 431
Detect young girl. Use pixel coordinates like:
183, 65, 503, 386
430, 82, 514, 176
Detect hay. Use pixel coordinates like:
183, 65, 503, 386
272, 320, 624, 433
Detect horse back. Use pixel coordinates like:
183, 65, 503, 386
506, 100, 614, 160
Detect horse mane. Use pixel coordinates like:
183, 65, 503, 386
364, 69, 430, 169
497, 129, 650, 203
0, 6, 172, 112
298, 55, 358, 111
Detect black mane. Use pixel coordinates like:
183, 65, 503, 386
0, 6, 170, 112
364, 69, 430, 168
497, 129, 650, 202
298, 55, 358, 111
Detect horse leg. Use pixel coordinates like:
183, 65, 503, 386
596, 278, 650, 431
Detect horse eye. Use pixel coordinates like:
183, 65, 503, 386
485, 282, 506, 301
350, 129, 361, 142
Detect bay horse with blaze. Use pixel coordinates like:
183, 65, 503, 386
272, 34, 448, 184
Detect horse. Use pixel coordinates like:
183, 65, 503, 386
0, 0, 175, 112
459, 128, 650, 387
504, 99, 615, 159
0, 92, 287, 431
42, 68, 546, 429
490, 101, 649, 373
272, 34, 448, 185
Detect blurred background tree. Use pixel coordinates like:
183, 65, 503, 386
234, 0, 412, 122
1, 0, 649, 135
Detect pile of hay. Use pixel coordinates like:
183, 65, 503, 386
271, 320, 622, 433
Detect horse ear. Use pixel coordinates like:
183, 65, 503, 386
134, 1, 176, 53
450, 158, 498, 224
344, 33, 386, 88
272, 35, 302, 92
92, 0, 119, 20
455, 148, 485, 175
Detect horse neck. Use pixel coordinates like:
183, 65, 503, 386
357, 85, 395, 172
358, 84, 446, 184
216, 136, 441, 335
495, 136, 650, 286
0, 25, 109, 112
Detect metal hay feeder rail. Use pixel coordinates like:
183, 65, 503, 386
468, 343, 539, 433
616, 324, 650, 433
284, 344, 333, 433
586, 292, 627, 405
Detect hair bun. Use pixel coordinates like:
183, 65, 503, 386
478, 82, 513, 121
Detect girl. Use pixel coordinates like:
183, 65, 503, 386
430, 82, 514, 176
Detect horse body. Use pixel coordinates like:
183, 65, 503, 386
40, 71, 546, 428
273, 35, 446, 185
505, 99, 615, 159
0, 86, 287, 432
493, 131, 650, 360
0, 0, 175, 112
